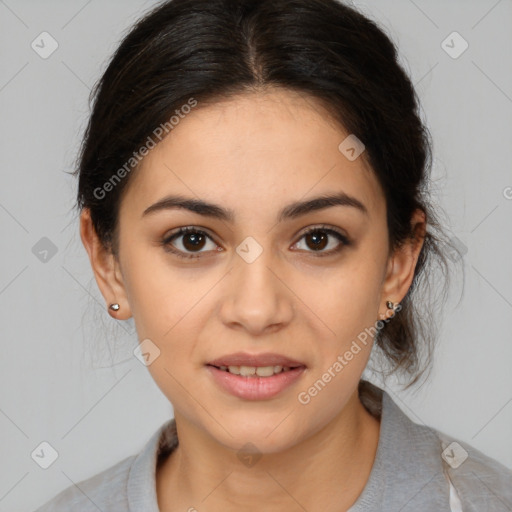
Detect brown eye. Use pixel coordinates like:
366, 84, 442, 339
293, 226, 350, 256
162, 227, 219, 258
304, 231, 329, 251
182, 231, 207, 251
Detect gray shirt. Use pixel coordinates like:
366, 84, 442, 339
34, 382, 512, 511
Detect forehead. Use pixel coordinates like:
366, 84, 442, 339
123, 88, 384, 221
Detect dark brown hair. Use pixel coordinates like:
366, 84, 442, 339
74, 0, 463, 388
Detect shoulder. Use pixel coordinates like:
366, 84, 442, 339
33, 454, 136, 512
367, 386, 512, 511
33, 419, 175, 512
432, 427, 512, 512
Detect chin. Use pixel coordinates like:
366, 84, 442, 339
200, 412, 306, 455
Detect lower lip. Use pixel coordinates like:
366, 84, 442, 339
206, 365, 306, 400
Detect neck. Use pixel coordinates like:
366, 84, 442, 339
157, 387, 381, 512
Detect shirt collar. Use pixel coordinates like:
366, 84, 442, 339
126, 382, 450, 512
127, 417, 177, 512
349, 385, 450, 511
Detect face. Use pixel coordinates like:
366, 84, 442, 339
83, 88, 423, 454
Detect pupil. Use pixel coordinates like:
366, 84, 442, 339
184, 233, 204, 251
307, 231, 327, 251
180, 231, 330, 253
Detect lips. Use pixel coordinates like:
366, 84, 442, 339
206, 352, 306, 369
206, 363, 306, 400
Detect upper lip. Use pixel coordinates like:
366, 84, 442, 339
207, 352, 306, 368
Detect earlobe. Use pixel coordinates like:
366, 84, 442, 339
79, 208, 132, 320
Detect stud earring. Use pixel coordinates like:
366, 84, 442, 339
386, 300, 395, 310
109, 303, 120, 311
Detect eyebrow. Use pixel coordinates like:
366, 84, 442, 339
142, 192, 368, 222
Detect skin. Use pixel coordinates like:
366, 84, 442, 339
81, 87, 425, 512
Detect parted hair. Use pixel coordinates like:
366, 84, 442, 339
73, 0, 462, 388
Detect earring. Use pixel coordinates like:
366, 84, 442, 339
109, 303, 120, 311
386, 300, 395, 310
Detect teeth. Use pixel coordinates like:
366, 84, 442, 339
255, 366, 274, 377
218, 365, 294, 377
240, 365, 256, 376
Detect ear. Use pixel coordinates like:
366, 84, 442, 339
79, 208, 132, 320
379, 208, 426, 319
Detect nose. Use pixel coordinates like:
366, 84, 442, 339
218, 248, 295, 336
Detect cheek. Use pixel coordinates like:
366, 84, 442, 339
121, 248, 215, 395
119, 242, 200, 337
305, 256, 384, 349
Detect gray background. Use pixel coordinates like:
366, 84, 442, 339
1, 0, 511, 510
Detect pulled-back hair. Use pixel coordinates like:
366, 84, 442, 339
74, 0, 462, 388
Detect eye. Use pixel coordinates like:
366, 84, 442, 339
161, 224, 350, 260
161, 227, 220, 259
292, 225, 350, 257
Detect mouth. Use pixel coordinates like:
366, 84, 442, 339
206, 363, 303, 377
206, 351, 307, 376
205, 352, 307, 400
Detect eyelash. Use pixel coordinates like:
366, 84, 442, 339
160, 225, 350, 260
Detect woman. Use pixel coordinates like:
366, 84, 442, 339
34, 0, 512, 510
